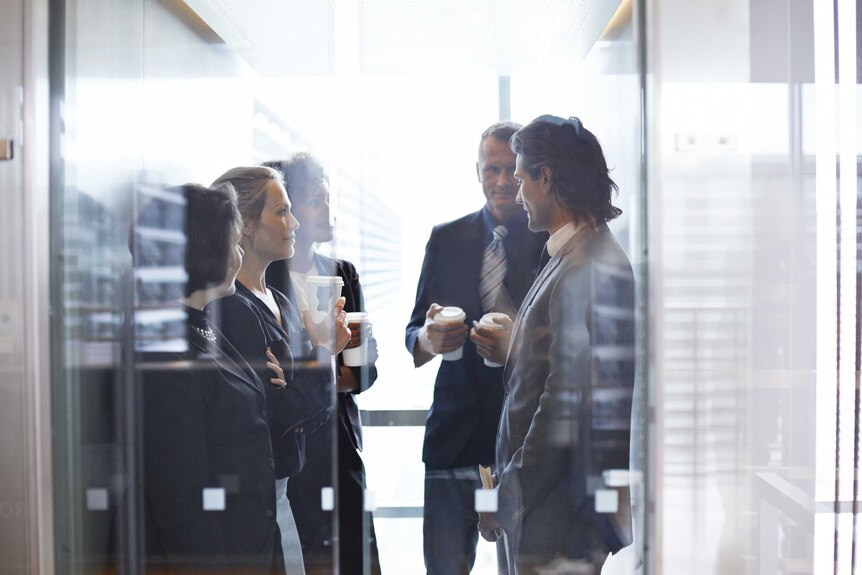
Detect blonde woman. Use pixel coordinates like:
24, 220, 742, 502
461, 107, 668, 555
210, 166, 350, 574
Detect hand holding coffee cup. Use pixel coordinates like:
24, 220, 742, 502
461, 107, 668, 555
333, 307, 351, 353
419, 303, 468, 359
433, 306, 468, 361
470, 312, 513, 367
345, 315, 364, 349
346, 316, 377, 362
303, 296, 351, 354
343, 311, 371, 367
306, 276, 345, 324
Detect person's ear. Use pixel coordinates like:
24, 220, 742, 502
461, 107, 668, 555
476, 162, 481, 183
241, 220, 254, 237
540, 166, 553, 191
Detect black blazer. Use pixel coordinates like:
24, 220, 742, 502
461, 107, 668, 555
267, 254, 378, 451
213, 282, 335, 478
405, 209, 547, 469
268, 255, 382, 570
141, 306, 278, 570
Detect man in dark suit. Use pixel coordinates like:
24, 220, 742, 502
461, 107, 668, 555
406, 122, 548, 574
479, 116, 635, 574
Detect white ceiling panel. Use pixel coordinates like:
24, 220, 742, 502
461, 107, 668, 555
182, 0, 624, 76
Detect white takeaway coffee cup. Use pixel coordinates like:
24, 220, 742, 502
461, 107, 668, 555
478, 312, 510, 367
343, 312, 369, 367
434, 306, 467, 361
306, 276, 344, 324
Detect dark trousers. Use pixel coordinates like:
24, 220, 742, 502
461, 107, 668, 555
289, 420, 380, 575
335, 444, 381, 575
423, 467, 482, 575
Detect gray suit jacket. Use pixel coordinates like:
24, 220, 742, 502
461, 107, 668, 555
496, 223, 635, 568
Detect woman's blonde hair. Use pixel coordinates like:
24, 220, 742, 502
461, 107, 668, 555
211, 166, 284, 225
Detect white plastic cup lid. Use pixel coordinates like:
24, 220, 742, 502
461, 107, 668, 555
479, 312, 509, 329
436, 306, 466, 322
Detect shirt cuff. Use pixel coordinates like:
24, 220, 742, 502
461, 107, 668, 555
417, 326, 436, 356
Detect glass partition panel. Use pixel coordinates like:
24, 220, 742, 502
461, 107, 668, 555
51, 1, 647, 574
0, 0, 30, 569
646, 0, 860, 572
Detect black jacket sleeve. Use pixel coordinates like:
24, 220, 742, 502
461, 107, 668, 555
405, 227, 439, 355
216, 294, 331, 438
338, 259, 379, 393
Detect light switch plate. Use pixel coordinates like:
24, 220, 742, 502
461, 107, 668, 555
86, 488, 109, 511
321, 487, 334, 511
202, 488, 226, 511
595, 489, 619, 513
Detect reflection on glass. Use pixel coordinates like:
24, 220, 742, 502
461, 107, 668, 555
135, 184, 279, 570
264, 153, 382, 574
50, 1, 646, 573
210, 167, 341, 574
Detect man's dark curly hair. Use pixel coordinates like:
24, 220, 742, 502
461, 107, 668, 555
510, 115, 621, 224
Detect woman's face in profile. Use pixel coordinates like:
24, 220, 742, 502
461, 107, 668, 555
248, 181, 300, 262
293, 180, 333, 245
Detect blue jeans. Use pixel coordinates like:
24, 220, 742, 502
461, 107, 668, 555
423, 467, 482, 575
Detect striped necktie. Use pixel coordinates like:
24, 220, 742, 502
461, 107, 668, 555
479, 225, 508, 313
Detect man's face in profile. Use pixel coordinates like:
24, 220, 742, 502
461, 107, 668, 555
514, 156, 552, 233
478, 136, 520, 223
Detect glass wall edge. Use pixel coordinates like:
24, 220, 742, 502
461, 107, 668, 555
637, 0, 657, 572
47, 0, 70, 572
21, 0, 56, 572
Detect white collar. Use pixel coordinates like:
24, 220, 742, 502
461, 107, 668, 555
546, 221, 582, 258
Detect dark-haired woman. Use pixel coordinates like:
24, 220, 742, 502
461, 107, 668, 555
264, 153, 382, 574
139, 184, 286, 572
210, 167, 351, 574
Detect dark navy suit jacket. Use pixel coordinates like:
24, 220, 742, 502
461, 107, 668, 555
405, 208, 547, 469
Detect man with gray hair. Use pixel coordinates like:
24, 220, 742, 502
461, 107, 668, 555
406, 121, 547, 574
